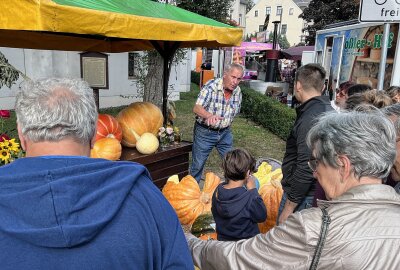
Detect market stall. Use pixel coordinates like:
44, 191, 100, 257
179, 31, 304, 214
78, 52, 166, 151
0, 0, 242, 188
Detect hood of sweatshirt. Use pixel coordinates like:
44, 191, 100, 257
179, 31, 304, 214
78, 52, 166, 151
0, 156, 147, 248
213, 184, 257, 218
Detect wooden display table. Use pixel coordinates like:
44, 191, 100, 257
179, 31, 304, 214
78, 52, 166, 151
120, 141, 193, 189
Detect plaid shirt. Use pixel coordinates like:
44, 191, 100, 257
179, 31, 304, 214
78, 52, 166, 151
195, 78, 242, 129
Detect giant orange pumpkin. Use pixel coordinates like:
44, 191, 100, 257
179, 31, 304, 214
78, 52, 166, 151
95, 114, 122, 142
258, 180, 283, 233
162, 173, 221, 225
116, 102, 163, 147
90, 137, 122, 161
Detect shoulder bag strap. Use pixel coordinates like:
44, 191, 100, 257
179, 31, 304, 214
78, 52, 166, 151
309, 207, 331, 270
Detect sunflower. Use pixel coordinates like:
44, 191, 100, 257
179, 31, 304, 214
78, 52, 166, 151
0, 146, 10, 164
2, 138, 20, 152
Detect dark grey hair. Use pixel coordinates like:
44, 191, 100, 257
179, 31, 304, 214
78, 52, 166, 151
294, 63, 326, 92
15, 78, 97, 145
306, 112, 396, 180
381, 103, 400, 136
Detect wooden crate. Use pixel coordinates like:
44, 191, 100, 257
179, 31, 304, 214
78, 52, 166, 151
120, 141, 193, 189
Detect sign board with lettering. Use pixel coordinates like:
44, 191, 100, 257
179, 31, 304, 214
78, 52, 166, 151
360, 0, 400, 22
80, 52, 109, 89
315, 23, 398, 89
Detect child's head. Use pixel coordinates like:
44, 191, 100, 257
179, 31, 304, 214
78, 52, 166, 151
222, 148, 256, 181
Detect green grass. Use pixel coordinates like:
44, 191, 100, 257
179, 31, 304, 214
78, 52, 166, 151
1, 83, 287, 178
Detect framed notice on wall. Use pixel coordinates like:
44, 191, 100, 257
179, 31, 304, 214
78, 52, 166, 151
80, 52, 109, 89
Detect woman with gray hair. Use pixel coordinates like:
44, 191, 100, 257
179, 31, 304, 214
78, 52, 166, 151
186, 112, 400, 269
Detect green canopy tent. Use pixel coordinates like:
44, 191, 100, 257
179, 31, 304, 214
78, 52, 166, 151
0, 0, 242, 123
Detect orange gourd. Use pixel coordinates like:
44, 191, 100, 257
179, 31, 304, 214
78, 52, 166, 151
162, 173, 221, 225
95, 114, 122, 142
90, 137, 122, 161
258, 180, 283, 233
116, 102, 163, 147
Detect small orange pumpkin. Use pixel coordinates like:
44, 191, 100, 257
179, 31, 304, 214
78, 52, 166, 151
162, 172, 221, 225
95, 114, 122, 142
258, 180, 283, 233
90, 137, 122, 161
116, 102, 163, 147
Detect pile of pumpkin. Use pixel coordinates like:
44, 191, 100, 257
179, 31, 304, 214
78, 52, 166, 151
90, 102, 164, 160
162, 161, 284, 241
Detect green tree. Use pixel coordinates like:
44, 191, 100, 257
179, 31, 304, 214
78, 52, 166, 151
177, 0, 234, 23
300, 0, 359, 45
246, 0, 255, 13
0, 52, 29, 89
269, 33, 290, 49
140, 0, 234, 108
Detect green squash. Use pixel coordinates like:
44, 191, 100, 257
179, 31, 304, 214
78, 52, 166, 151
191, 213, 216, 237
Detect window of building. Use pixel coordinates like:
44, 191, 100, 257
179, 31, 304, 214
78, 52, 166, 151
259, 25, 264, 32
266, 7, 271, 15
289, 8, 294, 15
239, 14, 242, 25
281, 24, 287, 35
128, 52, 139, 79
276, 6, 282, 16
255, 10, 258, 17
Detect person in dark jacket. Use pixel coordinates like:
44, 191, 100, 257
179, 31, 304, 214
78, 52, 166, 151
382, 103, 400, 193
278, 63, 334, 225
0, 78, 193, 270
212, 148, 267, 241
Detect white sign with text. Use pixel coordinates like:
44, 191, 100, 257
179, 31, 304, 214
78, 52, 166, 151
360, 0, 400, 22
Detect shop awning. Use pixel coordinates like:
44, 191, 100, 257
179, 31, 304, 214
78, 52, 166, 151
0, 0, 243, 52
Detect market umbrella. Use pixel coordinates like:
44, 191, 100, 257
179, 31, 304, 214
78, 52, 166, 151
280, 46, 315, 61
234, 42, 278, 52
0, 0, 242, 122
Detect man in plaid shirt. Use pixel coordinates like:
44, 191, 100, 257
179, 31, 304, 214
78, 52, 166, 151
191, 63, 244, 182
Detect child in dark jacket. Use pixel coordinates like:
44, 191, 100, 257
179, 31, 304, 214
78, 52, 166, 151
212, 148, 267, 241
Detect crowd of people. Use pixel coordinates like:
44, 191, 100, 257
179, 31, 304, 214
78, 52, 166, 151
185, 63, 400, 269
1, 62, 400, 269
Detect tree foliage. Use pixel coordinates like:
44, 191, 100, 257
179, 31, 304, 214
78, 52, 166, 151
246, 0, 255, 13
300, 0, 359, 45
139, 0, 235, 109
268, 33, 290, 49
0, 52, 29, 89
176, 0, 234, 24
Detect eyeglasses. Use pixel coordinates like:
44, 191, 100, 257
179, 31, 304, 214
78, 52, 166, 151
308, 157, 319, 172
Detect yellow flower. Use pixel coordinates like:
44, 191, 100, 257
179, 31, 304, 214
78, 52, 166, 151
2, 138, 20, 152
0, 147, 10, 164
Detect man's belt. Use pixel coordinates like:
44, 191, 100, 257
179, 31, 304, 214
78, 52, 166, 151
196, 121, 229, 132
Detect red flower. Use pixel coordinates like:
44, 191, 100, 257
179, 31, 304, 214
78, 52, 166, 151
0, 133, 10, 142
0, 110, 10, 119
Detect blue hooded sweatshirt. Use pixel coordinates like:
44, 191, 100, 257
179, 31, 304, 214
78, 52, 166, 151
211, 183, 267, 241
0, 156, 193, 270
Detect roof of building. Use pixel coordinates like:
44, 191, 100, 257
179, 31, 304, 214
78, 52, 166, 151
293, 0, 311, 8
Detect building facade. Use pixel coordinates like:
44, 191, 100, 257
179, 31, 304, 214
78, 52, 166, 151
245, 0, 310, 46
0, 48, 191, 110
229, 0, 248, 29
